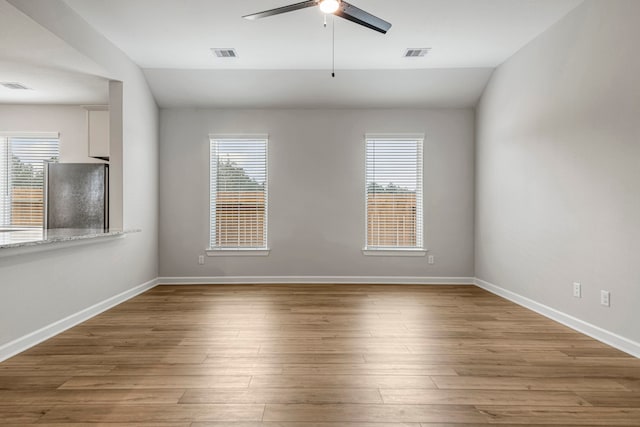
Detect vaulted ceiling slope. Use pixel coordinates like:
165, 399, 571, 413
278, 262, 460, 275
63, 0, 583, 108
0, 0, 109, 104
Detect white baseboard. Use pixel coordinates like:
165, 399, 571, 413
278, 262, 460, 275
0, 277, 158, 363
157, 276, 475, 285
474, 278, 640, 359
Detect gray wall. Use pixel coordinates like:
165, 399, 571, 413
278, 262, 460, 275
0, 0, 158, 347
160, 108, 475, 279
476, 0, 640, 342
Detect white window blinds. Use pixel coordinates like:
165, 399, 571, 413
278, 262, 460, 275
365, 136, 424, 249
209, 136, 268, 250
0, 134, 59, 228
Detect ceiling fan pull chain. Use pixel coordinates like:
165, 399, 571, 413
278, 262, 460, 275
332, 15, 336, 78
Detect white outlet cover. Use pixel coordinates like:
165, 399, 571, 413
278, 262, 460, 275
600, 290, 610, 307
573, 282, 581, 298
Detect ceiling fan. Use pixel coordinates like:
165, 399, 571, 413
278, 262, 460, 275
243, 0, 392, 34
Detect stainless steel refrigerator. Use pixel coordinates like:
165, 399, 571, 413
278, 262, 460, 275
44, 163, 109, 230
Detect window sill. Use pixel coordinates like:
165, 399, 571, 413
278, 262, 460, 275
362, 248, 427, 257
206, 248, 271, 257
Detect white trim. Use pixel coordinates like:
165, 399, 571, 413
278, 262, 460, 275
206, 248, 270, 257
0, 278, 158, 363
474, 278, 640, 359
0, 131, 60, 139
209, 133, 269, 140
362, 249, 427, 257
365, 133, 425, 141
158, 276, 474, 285
82, 105, 109, 111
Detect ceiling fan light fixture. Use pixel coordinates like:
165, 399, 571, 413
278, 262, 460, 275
319, 0, 340, 14
242, 0, 391, 34
1, 82, 32, 90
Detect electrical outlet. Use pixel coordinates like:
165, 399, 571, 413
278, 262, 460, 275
428, 255, 435, 265
198, 255, 205, 265
600, 290, 610, 307
573, 282, 581, 298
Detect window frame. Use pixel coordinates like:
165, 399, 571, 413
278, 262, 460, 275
206, 134, 270, 257
0, 132, 60, 230
363, 133, 427, 257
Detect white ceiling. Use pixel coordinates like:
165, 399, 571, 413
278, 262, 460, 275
0, 0, 110, 105
64, 0, 582, 70
0, 61, 110, 105
61, 0, 582, 107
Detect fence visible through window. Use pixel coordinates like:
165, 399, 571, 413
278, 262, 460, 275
0, 135, 59, 229
209, 137, 268, 250
365, 136, 423, 250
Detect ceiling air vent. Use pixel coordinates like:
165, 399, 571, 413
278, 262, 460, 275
212, 48, 238, 58
404, 48, 430, 58
1, 82, 32, 90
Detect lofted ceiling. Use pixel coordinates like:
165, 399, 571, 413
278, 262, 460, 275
0, 0, 110, 105
143, 68, 494, 109
61, 0, 582, 108
63, 0, 583, 70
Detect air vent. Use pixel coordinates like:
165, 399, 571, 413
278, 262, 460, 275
212, 48, 238, 58
1, 82, 32, 90
404, 48, 430, 58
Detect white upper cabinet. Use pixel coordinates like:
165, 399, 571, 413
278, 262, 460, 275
87, 108, 109, 161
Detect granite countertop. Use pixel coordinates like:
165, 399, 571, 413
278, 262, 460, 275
0, 228, 141, 250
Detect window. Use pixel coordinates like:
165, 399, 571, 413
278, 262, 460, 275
0, 133, 59, 229
209, 135, 268, 253
365, 135, 424, 253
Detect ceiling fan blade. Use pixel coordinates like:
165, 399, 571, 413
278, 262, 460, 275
334, 1, 392, 34
243, 0, 318, 20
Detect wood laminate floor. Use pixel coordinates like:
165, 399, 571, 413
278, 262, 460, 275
1, 284, 640, 426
